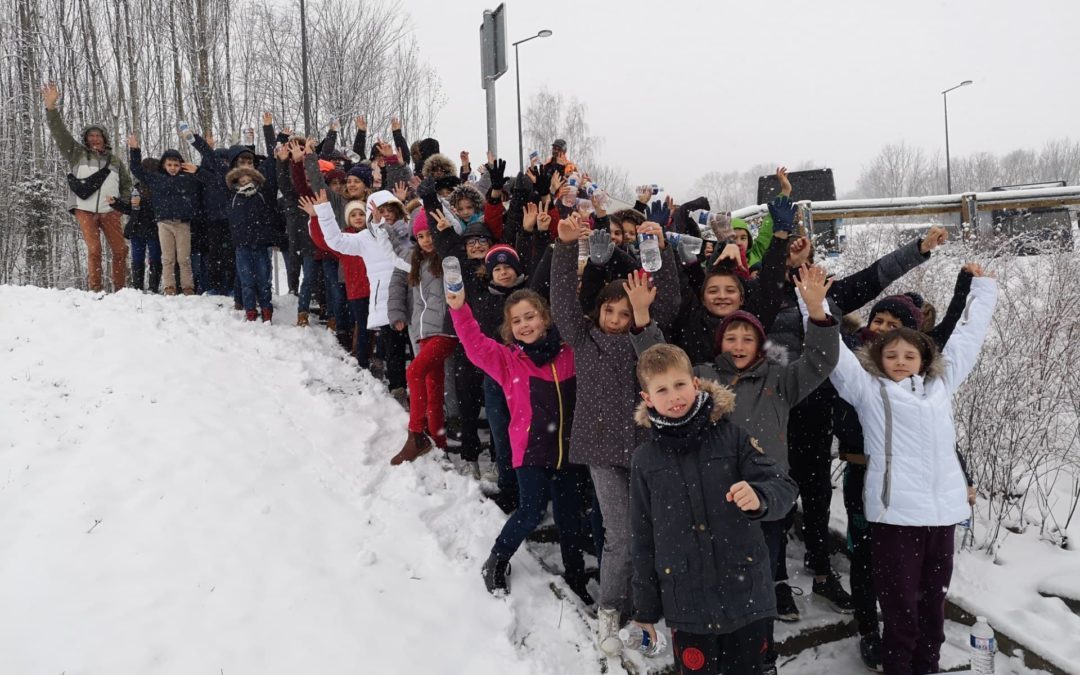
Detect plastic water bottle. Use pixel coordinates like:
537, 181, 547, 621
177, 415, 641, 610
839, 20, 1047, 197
130, 186, 140, 210
243, 127, 256, 145
442, 256, 464, 293
690, 209, 711, 226
566, 172, 580, 189
529, 149, 540, 165
576, 198, 595, 216
650, 184, 662, 195
177, 121, 194, 144
668, 232, 703, 256
561, 184, 579, 208
578, 236, 590, 263
639, 234, 662, 273
969, 616, 996, 674
619, 625, 667, 657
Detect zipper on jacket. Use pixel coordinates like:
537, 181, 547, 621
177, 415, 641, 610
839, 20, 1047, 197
551, 362, 565, 470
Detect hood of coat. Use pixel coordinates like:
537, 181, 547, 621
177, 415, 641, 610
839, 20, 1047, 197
449, 183, 484, 214
225, 166, 265, 191
226, 144, 256, 168
855, 340, 944, 382
417, 138, 441, 162
421, 152, 457, 179
633, 378, 736, 428
81, 125, 112, 153
158, 149, 184, 171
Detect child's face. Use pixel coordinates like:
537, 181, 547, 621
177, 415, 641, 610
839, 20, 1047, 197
437, 186, 453, 199
608, 223, 625, 246
345, 177, 367, 199
465, 237, 490, 259
347, 209, 366, 230
703, 274, 742, 318
621, 222, 637, 242
508, 300, 547, 344
880, 337, 922, 381
869, 311, 902, 335
377, 205, 398, 223
162, 158, 182, 176
416, 229, 434, 253
329, 179, 345, 195
454, 199, 476, 220
491, 263, 517, 287
642, 369, 700, 418
720, 323, 760, 370
734, 229, 750, 249
600, 298, 633, 335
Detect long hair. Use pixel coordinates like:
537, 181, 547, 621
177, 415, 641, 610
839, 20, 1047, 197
408, 242, 442, 287
499, 289, 552, 344
587, 280, 631, 327
867, 327, 937, 376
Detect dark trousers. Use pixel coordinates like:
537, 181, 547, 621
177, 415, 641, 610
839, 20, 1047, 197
787, 386, 835, 575
872, 523, 955, 675
320, 258, 346, 325
130, 236, 162, 266
380, 327, 409, 391
234, 246, 272, 311
298, 255, 321, 313
205, 219, 235, 295
672, 619, 768, 674
453, 344, 485, 461
844, 462, 878, 637
483, 375, 516, 494
493, 465, 587, 577
760, 505, 795, 665
284, 245, 301, 294
349, 298, 370, 367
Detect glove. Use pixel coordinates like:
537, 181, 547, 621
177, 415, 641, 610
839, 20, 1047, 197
417, 176, 440, 213
533, 166, 552, 198
709, 212, 734, 243
683, 196, 711, 213
768, 195, 797, 234
487, 158, 506, 189
644, 200, 671, 227
588, 229, 615, 265
511, 171, 533, 202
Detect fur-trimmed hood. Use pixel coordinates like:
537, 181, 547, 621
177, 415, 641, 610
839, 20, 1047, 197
421, 152, 457, 179
855, 340, 944, 382
225, 166, 266, 190
449, 182, 484, 213
633, 378, 736, 428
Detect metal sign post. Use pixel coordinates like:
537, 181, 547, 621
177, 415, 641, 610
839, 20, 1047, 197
480, 4, 507, 158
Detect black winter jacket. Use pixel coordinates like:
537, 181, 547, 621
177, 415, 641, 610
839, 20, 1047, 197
129, 149, 202, 223
113, 195, 158, 241
630, 380, 799, 634
224, 156, 282, 247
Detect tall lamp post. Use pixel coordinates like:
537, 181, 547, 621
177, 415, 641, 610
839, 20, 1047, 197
513, 29, 552, 171
942, 80, 973, 194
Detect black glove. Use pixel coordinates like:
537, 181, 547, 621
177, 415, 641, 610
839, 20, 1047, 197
768, 195, 797, 234
486, 158, 506, 189
683, 196, 711, 213
645, 200, 671, 227
532, 166, 551, 198
417, 176, 440, 213
511, 172, 533, 202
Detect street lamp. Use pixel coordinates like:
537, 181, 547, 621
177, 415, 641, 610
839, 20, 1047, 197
942, 80, 973, 194
513, 29, 553, 171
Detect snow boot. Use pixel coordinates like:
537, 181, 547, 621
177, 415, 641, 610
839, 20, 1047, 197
390, 432, 432, 466
775, 582, 801, 622
564, 571, 595, 606
296, 311, 309, 327
481, 552, 511, 595
859, 633, 884, 672
390, 387, 408, 410
465, 461, 481, 481
596, 607, 624, 656
130, 263, 145, 291
261, 308, 273, 323
813, 573, 854, 614
147, 262, 162, 293
327, 317, 337, 332
245, 310, 258, 322
164, 286, 177, 296
182, 287, 195, 296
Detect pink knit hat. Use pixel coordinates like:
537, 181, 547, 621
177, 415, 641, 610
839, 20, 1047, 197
412, 209, 429, 237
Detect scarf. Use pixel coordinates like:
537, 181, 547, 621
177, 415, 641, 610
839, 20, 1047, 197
647, 392, 714, 452
516, 325, 563, 367
235, 182, 258, 196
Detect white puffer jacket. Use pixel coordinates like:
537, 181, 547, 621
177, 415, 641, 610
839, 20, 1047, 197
829, 277, 998, 526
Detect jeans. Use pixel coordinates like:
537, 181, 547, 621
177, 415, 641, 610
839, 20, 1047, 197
191, 250, 208, 294
321, 258, 346, 325
406, 335, 457, 448
483, 375, 516, 494
349, 298, 370, 367
234, 245, 273, 311
590, 465, 633, 617
130, 236, 162, 266
493, 465, 586, 579
298, 255, 320, 313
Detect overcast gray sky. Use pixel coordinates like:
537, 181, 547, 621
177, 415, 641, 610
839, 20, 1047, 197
402, 0, 1078, 197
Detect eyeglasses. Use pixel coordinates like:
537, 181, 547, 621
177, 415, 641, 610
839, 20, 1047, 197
465, 239, 489, 247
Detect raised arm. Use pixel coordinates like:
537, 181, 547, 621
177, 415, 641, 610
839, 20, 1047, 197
353, 116, 368, 157
308, 197, 369, 257
926, 265, 976, 350
941, 275, 998, 394
43, 84, 79, 162
549, 216, 594, 347
448, 301, 513, 384
828, 226, 947, 314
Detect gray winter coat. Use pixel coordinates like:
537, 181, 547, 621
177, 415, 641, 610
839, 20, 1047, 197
387, 257, 456, 341
631, 316, 839, 469
46, 108, 132, 213
550, 239, 679, 468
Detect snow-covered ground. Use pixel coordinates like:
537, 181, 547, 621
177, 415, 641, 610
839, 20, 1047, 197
0, 285, 1074, 674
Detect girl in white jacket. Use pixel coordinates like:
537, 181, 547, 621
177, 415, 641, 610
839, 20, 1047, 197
825, 264, 998, 675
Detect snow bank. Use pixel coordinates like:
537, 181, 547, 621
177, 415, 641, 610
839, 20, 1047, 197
0, 287, 608, 675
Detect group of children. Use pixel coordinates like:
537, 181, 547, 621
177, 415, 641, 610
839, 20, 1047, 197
47, 94, 998, 674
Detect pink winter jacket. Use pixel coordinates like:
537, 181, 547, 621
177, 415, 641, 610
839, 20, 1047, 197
450, 304, 576, 469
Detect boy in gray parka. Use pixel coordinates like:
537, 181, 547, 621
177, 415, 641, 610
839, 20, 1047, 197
626, 264, 838, 671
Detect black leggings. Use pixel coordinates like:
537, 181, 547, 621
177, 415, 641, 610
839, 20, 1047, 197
672, 619, 768, 674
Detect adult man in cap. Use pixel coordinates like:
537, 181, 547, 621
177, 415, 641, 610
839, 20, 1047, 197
543, 138, 578, 178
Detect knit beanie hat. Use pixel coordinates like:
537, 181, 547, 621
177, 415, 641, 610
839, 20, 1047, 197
484, 244, 523, 277
326, 168, 347, 185
347, 164, 374, 188
343, 200, 366, 229
716, 310, 767, 348
869, 295, 923, 330
412, 209, 429, 238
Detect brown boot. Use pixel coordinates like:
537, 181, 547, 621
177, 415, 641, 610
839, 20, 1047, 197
164, 287, 177, 296
182, 288, 195, 296
327, 317, 337, 332
390, 432, 432, 466
296, 312, 309, 327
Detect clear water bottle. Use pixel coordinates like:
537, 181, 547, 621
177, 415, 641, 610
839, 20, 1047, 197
177, 121, 194, 144
561, 184, 579, 209
690, 209, 711, 226
243, 127, 256, 145
969, 616, 996, 674
566, 172, 580, 189
442, 256, 464, 293
650, 184, 662, 195
576, 198, 595, 216
131, 186, 140, 210
619, 625, 667, 657
668, 232, 703, 256
529, 149, 540, 166
639, 234, 662, 273
578, 236, 590, 263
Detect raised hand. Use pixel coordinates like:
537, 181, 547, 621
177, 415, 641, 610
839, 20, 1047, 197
920, 226, 949, 253
726, 481, 761, 512
298, 189, 329, 216
962, 262, 984, 277
355, 115, 367, 131
391, 117, 401, 132
636, 184, 652, 204
768, 192, 798, 234
537, 209, 552, 232
589, 229, 614, 265
430, 209, 452, 232
558, 212, 584, 244
713, 242, 742, 267
328, 118, 339, 132
42, 82, 60, 109
393, 181, 408, 202
644, 200, 671, 227
638, 221, 667, 249
181, 162, 198, 174
303, 138, 317, 155
127, 133, 139, 149
288, 139, 305, 162
624, 269, 656, 327
262, 111, 273, 126
777, 166, 792, 197
460, 150, 471, 170
274, 143, 290, 161
281, 127, 293, 137
486, 156, 506, 187
409, 175, 422, 191
522, 202, 539, 233
795, 264, 833, 321
446, 289, 466, 310
550, 171, 564, 197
